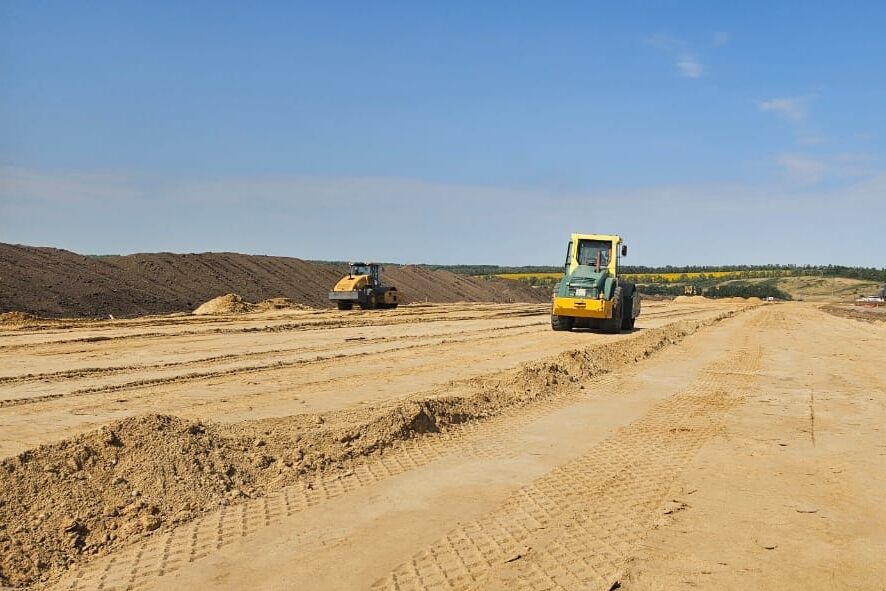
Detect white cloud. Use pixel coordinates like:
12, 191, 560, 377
772, 151, 878, 185
777, 153, 826, 184
758, 97, 808, 122
0, 166, 142, 204
677, 57, 704, 78
648, 34, 706, 79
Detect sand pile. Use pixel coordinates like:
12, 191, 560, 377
0, 311, 39, 328
192, 294, 253, 315
673, 295, 710, 303
253, 297, 313, 311
192, 295, 315, 315
0, 309, 742, 587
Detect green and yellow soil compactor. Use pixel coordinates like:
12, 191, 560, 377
551, 233, 641, 332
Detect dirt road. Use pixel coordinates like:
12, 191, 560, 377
2, 301, 884, 590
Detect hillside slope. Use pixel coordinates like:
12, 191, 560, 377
719, 276, 881, 302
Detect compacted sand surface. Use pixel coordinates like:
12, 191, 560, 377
1, 300, 883, 590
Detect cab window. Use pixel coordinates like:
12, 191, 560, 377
576, 240, 611, 267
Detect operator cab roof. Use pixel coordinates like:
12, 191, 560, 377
571, 233, 623, 244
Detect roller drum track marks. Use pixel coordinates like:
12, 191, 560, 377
0, 304, 548, 353
0, 321, 547, 387
51, 375, 625, 591
0, 322, 547, 408
372, 348, 761, 591
13, 302, 753, 589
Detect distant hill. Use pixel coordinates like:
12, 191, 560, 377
0, 244, 549, 318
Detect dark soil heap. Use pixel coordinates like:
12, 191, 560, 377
0, 243, 548, 317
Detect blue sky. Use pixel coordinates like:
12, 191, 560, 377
1, 1, 884, 266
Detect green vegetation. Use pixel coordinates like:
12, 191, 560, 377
620, 265, 886, 283
309, 261, 882, 300
309, 262, 885, 281
704, 279, 793, 300
637, 278, 792, 300
398, 264, 886, 282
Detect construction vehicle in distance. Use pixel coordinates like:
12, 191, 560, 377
551, 233, 641, 332
328, 262, 399, 310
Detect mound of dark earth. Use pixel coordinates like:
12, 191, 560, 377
0, 243, 548, 317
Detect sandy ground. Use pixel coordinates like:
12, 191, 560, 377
2, 300, 884, 590
0, 301, 722, 458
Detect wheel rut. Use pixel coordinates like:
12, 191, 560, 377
46, 310, 761, 591
372, 346, 761, 591
0, 322, 547, 408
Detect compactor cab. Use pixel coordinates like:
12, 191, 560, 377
551, 233, 641, 332
328, 262, 399, 310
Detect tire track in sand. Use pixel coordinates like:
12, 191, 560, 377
51, 323, 758, 591
371, 346, 761, 591
0, 321, 546, 386
0, 323, 548, 408
0, 304, 548, 352
50, 374, 620, 591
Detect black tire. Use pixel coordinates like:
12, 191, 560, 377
359, 291, 376, 310
604, 288, 623, 333
621, 297, 635, 331
337, 302, 353, 311
551, 314, 574, 331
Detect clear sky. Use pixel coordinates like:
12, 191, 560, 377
1, 1, 884, 266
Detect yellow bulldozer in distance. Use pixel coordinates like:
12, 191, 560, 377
328, 262, 399, 310
551, 233, 641, 332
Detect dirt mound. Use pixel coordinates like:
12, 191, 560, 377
384, 266, 543, 304
822, 303, 886, 323
253, 297, 313, 311
674, 295, 710, 303
192, 293, 253, 315
0, 309, 740, 587
0, 243, 549, 318
193, 295, 314, 315
0, 311, 39, 328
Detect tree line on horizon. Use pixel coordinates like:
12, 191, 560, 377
408, 264, 886, 283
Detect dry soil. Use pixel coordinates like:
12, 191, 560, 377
0, 300, 883, 591
0, 244, 547, 317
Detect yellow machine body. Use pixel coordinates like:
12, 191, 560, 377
551, 295, 614, 319
333, 274, 370, 292
550, 233, 640, 332
328, 262, 399, 310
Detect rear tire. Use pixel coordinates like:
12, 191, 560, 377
604, 289, 623, 333
551, 314, 574, 331
621, 297, 635, 331
337, 302, 353, 311
358, 291, 376, 310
